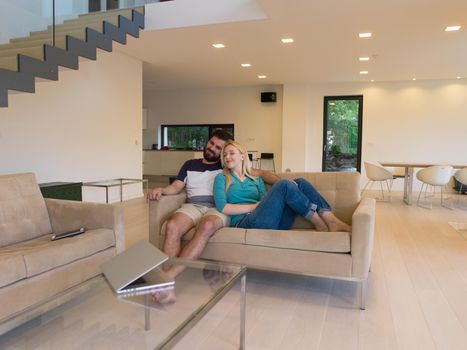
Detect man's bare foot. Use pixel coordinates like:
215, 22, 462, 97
309, 212, 329, 231
151, 288, 176, 305
320, 212, 351, 232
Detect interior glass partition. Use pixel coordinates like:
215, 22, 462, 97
0, 1, 53, 71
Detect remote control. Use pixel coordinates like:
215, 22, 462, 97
51, 227, 85, 241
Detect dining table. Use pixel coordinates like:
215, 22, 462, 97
378, 162, 467, 205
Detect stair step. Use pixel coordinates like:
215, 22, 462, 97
10, 29, 87, 45
63, 8, 133, 25
0, 45, 45, 59
1, 38, 54, 51
29, 22, 104, 38
0, 36, 82, 55
49, 18, 114, 32
0, 45, 46, 71
48, 15, 120, 32
74, 7, 141, 21
11, 30, 86, 46
0, 56, 18, 71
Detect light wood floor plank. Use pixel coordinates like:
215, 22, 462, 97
377, 203, 437, 350
242, 271, 309, 350
318, 279, 360, 350
279, 278, 332, 350
358, 228, 399, 350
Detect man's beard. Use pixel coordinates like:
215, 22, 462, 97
203, 146, 220, 162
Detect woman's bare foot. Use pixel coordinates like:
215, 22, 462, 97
151, 288, 176, 304
309, 212, 329, 231
320, 211, 351, 232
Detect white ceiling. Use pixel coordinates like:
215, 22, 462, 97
116, 0, 467, 90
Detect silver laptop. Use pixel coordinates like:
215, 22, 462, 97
101, 240, 174, 295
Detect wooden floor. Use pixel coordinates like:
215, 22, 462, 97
116, 192, 467, 349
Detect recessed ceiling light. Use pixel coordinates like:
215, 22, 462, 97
359, 32, 372, 38
360, 71, 369, 75
212, 43, 225, 48
241, 63, 251, 67
445, 26, 461, 32
412, 78, 417, 81
370, 79, 375, 82
359, 57, 370, 61
457, 76, 461, 79
258, 75, 267, 79
281, 38, 294, 43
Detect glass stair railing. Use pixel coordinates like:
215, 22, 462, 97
0, 0, 165, 107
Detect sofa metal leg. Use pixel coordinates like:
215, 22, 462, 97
359, 280, 367, 310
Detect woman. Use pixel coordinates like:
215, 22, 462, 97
213, 141, 351, 232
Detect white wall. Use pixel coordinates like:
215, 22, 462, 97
143, 85, 283, 170
282, 80, 467, 189
0, 51, 143, 199
282, 84, 311, 172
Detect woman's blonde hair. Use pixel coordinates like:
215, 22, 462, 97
221, 141, 257, 191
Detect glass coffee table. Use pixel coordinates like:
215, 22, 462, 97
0, 258, 246, 349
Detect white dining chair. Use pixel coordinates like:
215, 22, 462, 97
362, 162, 398, 201
416, 165, 453, 209
454, 167, 467, 209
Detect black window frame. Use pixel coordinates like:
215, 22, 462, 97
322, 95, 363, 173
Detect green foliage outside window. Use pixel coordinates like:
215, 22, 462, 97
327, 100, 359, 155
166, 126, 208, 150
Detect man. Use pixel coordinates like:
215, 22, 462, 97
148, 130, 278, 302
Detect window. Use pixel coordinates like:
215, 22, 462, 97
322, 96, 363, 172
161, 124, 234, 150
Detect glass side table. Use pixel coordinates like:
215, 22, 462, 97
82, 178, 149, 203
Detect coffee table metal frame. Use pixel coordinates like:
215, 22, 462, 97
153, 258, 247, 350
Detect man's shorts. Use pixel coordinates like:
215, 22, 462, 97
175, 203, 230, 227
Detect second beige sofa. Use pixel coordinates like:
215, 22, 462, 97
149, 171, 375, 309
0, 172, 124, 331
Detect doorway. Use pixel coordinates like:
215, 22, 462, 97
322, 95, 363, 173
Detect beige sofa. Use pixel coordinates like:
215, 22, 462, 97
0, 173, 124, 328
149, 171, 375, 309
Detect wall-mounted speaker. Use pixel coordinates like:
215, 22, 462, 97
261, 92, 277, 103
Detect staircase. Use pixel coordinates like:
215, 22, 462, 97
0, 7, 145, 108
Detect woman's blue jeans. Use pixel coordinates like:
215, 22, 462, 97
237, 178, 331, 230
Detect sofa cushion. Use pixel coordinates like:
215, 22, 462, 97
245, 229, 350, 253
0, 253, 27, 288
161, 221, 247, 244
0, 228, 115, 278
0, 173, 52, 247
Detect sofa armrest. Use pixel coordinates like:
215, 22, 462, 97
350, 197, 376, 280
149, 192, 187, 248
45, 198, 125, 253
